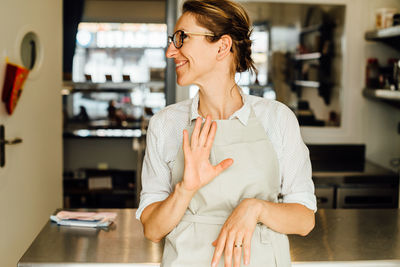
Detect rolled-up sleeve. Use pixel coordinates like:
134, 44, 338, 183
279, 106, 317, 212
136, 117, 172, 221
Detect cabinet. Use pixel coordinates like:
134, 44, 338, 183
363, 25, 400, 108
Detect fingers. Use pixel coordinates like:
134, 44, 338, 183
242, 233, 252, 266
205, 121, 217, 150
211, 230, 227, 267
224, 232, 235, 267
191, 117, 202, 147
233, 233, 244, 267
182, 129, 190, 156
215, 158, 234, 176
198, 115, 212, 146
213, 224, 254, 267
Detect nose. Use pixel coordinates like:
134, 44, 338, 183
166, 42, 178, 58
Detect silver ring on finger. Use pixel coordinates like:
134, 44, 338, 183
234, 243, 242, 248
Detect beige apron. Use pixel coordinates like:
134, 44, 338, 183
161, 107, 291, 267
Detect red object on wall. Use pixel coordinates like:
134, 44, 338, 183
1, 62, 29, 114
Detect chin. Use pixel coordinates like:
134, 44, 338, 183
176, 75, 193, 87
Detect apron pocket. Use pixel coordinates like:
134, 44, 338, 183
258, 223, 272, 244
255, 224, 291, 267
249, 224, 276, 267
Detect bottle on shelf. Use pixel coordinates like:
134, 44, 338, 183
366, 58, 380, 88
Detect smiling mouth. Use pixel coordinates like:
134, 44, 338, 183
176, 61, 188, 69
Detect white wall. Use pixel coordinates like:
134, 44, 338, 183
0, 0, 62, 266
175, 0, 400, 171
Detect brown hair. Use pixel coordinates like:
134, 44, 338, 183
182, 0, 257, 75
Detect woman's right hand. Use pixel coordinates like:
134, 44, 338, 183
181, 115, 233, 193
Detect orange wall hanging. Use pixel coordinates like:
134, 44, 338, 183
1, 60, 29, 115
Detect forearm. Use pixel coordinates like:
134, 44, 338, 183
140, 182, 195, 242
256, 200, 315, 236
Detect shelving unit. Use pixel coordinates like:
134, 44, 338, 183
300, 23, 323, 34
363, 25, 400, 108
288, 6, 340, 127
292, 7, 334, 106
365, 25, 400, 48
63, 128, 144, 138
84, 46, 165, 50
294, 52, 321, 61
294, 80, 320, 88
362, 89, 400, 108
363, 88, 400, 100
63, 81, 164, 92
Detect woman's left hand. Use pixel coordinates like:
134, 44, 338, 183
211, 198, 262, 267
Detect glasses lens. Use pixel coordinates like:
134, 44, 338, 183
173, 31, 183, 48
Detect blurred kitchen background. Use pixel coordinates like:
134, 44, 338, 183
1, 0, 400, 265
60, 0, 400, 211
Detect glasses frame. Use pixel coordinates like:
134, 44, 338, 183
168, 30, 215, 49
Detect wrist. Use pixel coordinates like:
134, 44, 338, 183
175, 181, 196, 200
256, 199, 272, 223
240, 198, 264, 221
253, 199, 264, 221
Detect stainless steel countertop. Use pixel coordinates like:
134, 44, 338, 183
19, 209, 400, 266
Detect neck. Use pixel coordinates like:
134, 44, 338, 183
197, 78, 243, 120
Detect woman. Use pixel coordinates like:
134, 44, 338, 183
136, 0, 316, 266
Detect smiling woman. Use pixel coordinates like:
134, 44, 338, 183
166, 1, 256, 87
137, 1, 316, 267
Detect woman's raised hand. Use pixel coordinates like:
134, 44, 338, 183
181, 115, 233, 193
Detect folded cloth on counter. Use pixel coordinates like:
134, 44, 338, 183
50, 211, 117, 228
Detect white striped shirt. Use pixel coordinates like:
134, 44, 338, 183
136, 90, 317, 220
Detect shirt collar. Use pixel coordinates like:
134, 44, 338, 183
189, 87, 251, 126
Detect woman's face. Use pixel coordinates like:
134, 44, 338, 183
166, 13, 219, 86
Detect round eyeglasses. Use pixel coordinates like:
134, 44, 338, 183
168, 30, 215, 49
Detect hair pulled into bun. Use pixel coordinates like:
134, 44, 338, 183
182, 0, 257, 74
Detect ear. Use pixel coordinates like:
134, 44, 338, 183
216, 34, 233, 60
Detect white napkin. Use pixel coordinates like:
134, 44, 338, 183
50, 211, 117, 228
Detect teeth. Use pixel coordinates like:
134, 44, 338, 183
176, 61, 187, 67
